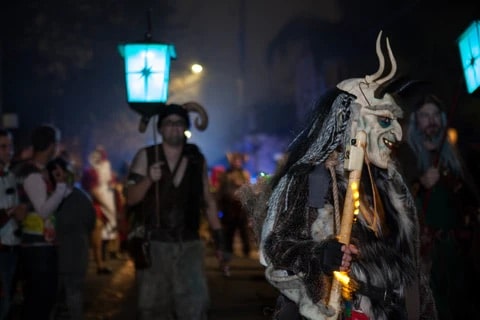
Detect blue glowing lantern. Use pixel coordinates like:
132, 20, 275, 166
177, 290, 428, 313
118, 42, 176, 117
457, 20, 480, 94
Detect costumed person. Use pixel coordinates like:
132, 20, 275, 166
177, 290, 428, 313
81, 146, 117, 274
197, 165, 225, 245
217, 152, 253, 259
0, 129, 26, 320
112, 172, 129, 255
47, 156, 96, 320
237, 32, 437, 320
396, 93, 479, 319
13, 124, 68, 320
126, 102, 226, 319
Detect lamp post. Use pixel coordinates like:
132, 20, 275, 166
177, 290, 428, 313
118, 10, 176, 132
457, 20, 480, 95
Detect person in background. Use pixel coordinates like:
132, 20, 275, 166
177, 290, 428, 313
13, 124, 67, 320
126, 102, 226, 320
216, 152, 253, 259
0, 129, 26, 320
81, 146, 117, 275
112, 172, 129, 256
47, 156, 96, 320
397, 93, 479, 320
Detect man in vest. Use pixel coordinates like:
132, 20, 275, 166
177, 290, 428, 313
126, 102, 225, 320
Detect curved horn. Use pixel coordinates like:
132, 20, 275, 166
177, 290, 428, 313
365, 31, 385, 83
183, 101, 209, 131
375, 37, 397, 85
395, 79, 430, 95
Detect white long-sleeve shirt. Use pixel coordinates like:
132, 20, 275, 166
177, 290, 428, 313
23, 172, 67, 218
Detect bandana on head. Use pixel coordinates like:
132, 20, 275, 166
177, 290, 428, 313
157, 104, 191, 129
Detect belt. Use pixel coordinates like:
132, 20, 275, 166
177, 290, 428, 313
355, 280, 400, 306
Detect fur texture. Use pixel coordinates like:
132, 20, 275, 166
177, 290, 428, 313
239, 88, 437, 320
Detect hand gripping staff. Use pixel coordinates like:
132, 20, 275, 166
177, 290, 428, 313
326, 130, 366, 320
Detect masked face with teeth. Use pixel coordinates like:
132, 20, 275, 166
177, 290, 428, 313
356, 99, 403, 169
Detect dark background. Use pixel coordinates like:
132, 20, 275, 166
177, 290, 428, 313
1, 0, 479, 178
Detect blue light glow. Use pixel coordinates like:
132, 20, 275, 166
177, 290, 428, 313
457, 20, 480, 94
119, 43, 177, 103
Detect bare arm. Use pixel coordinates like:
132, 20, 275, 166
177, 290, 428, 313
126, 148, 156, 206
203, 162, 222, 230
126, 176, 153, 206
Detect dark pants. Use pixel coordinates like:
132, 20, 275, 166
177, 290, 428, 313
20, 245, 58, 320
222, 209, 251, 257
0, 247, 19, 320
273, 295, 303, 320
58, 274, 85, 320
136, 240, 209, 320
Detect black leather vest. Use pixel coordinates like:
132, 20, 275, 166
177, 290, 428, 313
143, 144, 205, 242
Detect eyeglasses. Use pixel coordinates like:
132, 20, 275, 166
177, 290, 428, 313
162, 120, 187, 128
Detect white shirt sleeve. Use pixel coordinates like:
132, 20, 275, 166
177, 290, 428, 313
23, 173, 67, 218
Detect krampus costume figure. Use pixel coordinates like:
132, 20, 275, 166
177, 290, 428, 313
238, 32, 437, 320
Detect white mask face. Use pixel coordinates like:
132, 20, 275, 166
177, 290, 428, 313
356, 97, 403, 168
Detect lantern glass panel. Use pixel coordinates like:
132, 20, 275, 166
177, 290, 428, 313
120, 43, 176, 103
457, 21, 480, 94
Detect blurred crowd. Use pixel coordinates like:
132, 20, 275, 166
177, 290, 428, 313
0, 88, 478, 320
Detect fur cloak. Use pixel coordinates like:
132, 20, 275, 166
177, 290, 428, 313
238, 88, 437, 320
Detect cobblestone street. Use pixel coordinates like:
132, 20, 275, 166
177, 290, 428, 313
81, 244, 277, 320
66, 240, 277, 320
7, 237, 277, 319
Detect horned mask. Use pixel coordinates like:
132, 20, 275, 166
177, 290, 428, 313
337, 31, 404, 169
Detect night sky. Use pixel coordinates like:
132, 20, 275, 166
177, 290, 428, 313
1, 0, 479, 176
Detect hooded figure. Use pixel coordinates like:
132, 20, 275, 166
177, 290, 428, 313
238, 32, 437, 320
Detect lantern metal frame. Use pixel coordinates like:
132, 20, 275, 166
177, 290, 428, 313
118, 10, 177, 131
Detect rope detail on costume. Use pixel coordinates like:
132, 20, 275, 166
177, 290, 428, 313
365, 158, 378, 231
362, 158, 386, 236
325, 151, 341, 234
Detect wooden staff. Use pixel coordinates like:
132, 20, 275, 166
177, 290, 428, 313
327, 130, 366, 320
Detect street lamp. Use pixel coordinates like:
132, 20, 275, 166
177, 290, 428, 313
457, 20, 480, 95
191, 63, 203, 74
118, 10, 177, 132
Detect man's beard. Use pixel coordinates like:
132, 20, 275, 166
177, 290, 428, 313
164, 135, 185, 146
421, 127, 444, 150
424, 124, 441, 138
